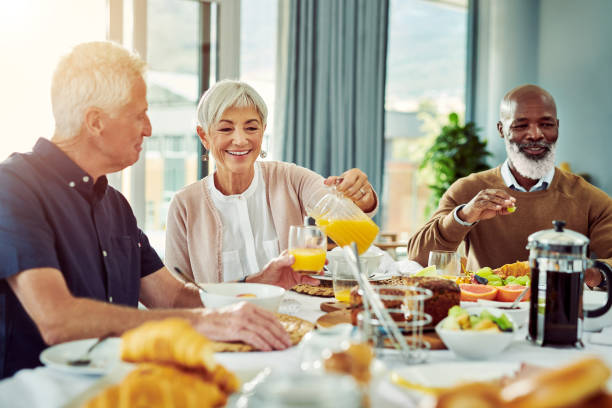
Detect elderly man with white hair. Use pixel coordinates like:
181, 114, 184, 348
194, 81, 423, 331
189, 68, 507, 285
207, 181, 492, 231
0, 41, 294, 379
165, 79, 378, 285
407, 84, 612, 287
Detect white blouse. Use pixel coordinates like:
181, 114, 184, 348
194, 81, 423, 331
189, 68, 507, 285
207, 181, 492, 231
207, 162, 280, 281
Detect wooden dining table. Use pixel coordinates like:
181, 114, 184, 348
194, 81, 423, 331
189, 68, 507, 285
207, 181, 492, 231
1, 289, 612, 408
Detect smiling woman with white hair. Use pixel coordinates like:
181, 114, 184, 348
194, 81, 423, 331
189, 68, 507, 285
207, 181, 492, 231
165, 79, 378, 285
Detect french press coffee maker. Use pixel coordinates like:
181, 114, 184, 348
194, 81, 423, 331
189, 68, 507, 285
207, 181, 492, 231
527, 220, 612, 347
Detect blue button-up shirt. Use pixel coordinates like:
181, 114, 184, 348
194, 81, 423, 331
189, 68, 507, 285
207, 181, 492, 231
0, 138, 164, 378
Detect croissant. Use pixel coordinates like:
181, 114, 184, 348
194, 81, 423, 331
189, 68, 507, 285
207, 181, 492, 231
493, 261, 530, 279
83, 363, 227, 408
120, 318, 216, 373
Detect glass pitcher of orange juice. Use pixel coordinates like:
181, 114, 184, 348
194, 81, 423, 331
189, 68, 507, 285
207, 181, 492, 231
307, 186, 379, 255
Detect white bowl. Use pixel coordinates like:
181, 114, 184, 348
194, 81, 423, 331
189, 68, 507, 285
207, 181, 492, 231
584, 290, 612, 332
199, 282, 285, 312
435, 308, 516, 359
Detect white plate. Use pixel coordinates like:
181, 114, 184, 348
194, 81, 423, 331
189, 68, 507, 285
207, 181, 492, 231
317, 272, 390, 281
40, 337, 122, 376
390, 361, 520, 394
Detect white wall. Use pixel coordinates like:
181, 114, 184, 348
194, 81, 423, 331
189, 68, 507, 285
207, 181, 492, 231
473, 0, 612, 194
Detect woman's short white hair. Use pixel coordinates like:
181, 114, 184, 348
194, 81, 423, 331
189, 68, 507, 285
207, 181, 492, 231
196, 79, 268, 132
51, 41, 146, 140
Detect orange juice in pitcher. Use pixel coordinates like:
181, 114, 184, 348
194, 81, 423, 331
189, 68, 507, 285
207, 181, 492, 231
307, 187, 379, 255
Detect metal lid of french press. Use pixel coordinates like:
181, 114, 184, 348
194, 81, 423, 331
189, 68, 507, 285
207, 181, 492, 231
526, 220, 589, 254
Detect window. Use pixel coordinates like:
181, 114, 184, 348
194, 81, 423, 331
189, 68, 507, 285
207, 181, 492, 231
142, 0, 216, 256
382, 0, 468, 238
240, 0, 278, 159
0, 1, 106, 160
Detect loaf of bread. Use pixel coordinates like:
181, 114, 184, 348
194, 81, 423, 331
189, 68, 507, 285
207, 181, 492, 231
121, 318, 216, 373
83, 363, 227, 408
350, 276, 460, 327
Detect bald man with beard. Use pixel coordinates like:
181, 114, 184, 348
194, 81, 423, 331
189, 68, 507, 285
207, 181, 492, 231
407, 84, 612, 288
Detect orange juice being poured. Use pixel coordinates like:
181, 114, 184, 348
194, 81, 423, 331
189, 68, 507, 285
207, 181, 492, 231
307, 187, 379, 255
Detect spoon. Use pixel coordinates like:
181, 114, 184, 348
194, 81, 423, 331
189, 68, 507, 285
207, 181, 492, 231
173, 267, 207, 293
499, 286, 530, 310
67, 335, 111, 366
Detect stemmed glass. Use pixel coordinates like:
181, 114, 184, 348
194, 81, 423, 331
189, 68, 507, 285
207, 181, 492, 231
428, 250, 461, 277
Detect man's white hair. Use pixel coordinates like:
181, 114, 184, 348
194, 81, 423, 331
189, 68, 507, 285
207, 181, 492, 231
196, 79, 268, 132
51, 41, 146, 141
505, 138, 556, 180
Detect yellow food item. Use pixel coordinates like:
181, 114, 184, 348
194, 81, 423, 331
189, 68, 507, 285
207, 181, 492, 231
121, 318, 216, 373
315, 218, 379, 255
86, 319, 242, 408
472, 318, 499, 332
289, 248, 326, 272
390, 371, 448, 395
440, 274, 472, 284
506, 206, 517, 213
494, 261, 530, 279
323, 342, 374, 385
83, 363, 227, 408
334, 288, 351, 303
236, 293, 257, 298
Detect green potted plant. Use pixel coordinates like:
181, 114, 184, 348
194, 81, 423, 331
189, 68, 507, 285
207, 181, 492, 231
420, 112, 491, 216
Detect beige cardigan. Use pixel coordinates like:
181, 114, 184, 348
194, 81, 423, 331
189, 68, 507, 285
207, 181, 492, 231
166, 161, 338, 283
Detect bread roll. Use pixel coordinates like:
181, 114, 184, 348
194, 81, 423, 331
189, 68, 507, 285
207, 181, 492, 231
83, 363, 227, 408
502, 357, 610, 408
121, 318, 216, 373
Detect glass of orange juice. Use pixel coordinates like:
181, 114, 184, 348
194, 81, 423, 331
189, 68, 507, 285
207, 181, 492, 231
332, 258, 366, 303
288, 225, 327, 274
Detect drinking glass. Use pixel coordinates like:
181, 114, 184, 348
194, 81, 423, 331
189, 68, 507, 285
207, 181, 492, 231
428, 250, 460, 277
332, 258, 366, 303
288, 225, 327, 274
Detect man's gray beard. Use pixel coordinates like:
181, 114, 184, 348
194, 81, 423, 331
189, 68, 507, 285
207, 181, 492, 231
505, 138, 556, 180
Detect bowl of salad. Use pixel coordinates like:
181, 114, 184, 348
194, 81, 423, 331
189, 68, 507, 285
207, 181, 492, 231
435, 306, 516, 360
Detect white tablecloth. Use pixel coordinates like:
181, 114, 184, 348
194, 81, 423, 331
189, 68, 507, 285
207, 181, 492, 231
1, 291, 612, 408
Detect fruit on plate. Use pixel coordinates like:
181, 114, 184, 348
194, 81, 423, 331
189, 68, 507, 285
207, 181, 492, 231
415, 265, 438, 277
459, 284, 498, 302
496, 284, 530, 302
473, 262, 531, 287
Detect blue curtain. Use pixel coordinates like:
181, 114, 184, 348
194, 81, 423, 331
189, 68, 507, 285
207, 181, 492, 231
279, 0, 389, 221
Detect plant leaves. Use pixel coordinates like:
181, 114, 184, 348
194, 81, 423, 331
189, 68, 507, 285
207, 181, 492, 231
420, 113, 491, 216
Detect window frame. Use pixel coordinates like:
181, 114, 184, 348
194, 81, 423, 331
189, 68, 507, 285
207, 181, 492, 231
107, 0, 240, 225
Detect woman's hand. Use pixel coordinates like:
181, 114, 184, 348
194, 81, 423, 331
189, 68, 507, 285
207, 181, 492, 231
324, 168, 376, 213
247, 252, 321, 289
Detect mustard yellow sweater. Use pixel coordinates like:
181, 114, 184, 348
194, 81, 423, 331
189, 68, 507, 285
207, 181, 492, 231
407, 167, 612, 271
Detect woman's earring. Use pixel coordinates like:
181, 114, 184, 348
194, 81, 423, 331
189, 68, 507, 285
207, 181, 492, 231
201, 151, 209, 161
259, 150, 267, 159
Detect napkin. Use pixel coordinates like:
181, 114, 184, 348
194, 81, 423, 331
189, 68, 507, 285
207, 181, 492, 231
589, 326, 612, 346
396, 259, 425, 275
